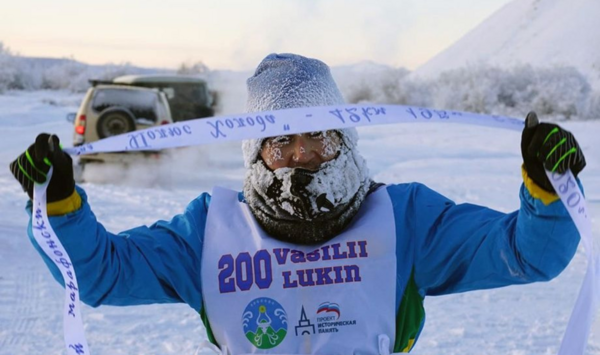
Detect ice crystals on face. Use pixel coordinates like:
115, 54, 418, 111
247, 140, 367, 220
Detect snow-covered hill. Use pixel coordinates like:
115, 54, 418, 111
3, 43, 600, 121
412, 0, 600, 88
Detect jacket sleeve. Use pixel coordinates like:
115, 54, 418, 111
392, 182, 581, 296
26, 186, 210, 310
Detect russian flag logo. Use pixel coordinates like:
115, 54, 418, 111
317, 302, 340, 319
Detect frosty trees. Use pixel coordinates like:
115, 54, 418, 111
337, 63, 598, 121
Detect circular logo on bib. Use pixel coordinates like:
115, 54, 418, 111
242, 297, 287, 349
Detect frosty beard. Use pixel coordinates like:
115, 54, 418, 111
243, 144, 371, 245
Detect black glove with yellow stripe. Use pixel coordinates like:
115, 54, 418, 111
9, 133, 75, 202
521, 112, 586, 193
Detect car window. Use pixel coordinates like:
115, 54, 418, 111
173, 83, 208, 103
167, 84, 212, 122
92, 88, 159, 122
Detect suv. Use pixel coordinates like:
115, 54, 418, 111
112, 74, 215, 122
69, 84, 173, 165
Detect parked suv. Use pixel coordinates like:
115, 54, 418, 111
69, 84, 173, 165
112, 74, 216, 122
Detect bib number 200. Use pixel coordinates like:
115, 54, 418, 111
218, 250, 272, 293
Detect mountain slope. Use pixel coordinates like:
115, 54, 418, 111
412, 0, 600, 87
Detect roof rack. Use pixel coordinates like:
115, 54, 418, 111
88, 79, 168, 95
88, 79, 119, 87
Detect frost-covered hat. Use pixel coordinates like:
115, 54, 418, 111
242, 53, 359, 168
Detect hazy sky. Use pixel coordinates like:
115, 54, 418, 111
1, 0, 513, 71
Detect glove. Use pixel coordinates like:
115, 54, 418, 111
521, 112, 586, 192
9, 133, 75, 202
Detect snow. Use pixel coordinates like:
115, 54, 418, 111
0, 88, 599, 355
412, 0, 600, 89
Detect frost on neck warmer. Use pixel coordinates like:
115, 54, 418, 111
241, 53, 372, 244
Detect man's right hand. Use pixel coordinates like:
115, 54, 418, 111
9, 133, 75, 202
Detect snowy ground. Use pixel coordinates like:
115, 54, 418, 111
0, 90, 599, 355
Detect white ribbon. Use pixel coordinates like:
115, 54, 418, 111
32, 167, 90, 355
62, 104, 524, 156
548, 170, 599, 355
35, 103, 594, 354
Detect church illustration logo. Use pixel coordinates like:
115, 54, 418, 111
295, 306, 315, 336
242, 297, 288, 349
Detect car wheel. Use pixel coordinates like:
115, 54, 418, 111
96, 107, 135, 139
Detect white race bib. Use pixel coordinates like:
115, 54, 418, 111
202, 187, 397, 354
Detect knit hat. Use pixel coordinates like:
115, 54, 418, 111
242, 53, 359, 168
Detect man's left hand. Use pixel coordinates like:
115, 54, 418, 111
521, 111, 586, 192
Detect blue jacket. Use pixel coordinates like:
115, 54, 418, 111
26, 182, 579, 351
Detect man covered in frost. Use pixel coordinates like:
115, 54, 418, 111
10, 53, 586, 354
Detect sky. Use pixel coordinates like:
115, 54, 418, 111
1, 0, 513, 71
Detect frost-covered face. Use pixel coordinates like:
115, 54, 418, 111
248, 128, 364, 223
260, 130, 341, 171
244, 127, 372, 244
